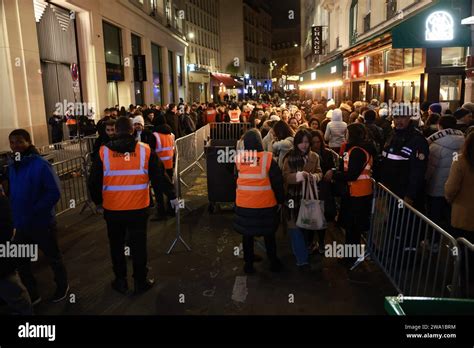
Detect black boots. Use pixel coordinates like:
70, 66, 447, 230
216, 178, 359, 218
111, 278, 129, 295
134, 278, 155, 295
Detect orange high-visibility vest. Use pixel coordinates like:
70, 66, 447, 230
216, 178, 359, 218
229, 110, 240, 123
206, 109, 217, 124
235, 151, 277, 208
153, 132, 174, 169
99, 142, 151, 211
66, 118, 76, 125
343, 146, 373, 197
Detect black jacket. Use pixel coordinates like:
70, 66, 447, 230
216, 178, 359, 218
48, 115, 65, 142
164, 111, 183, 138
87, 134, 176, 212
234, 130, 284, 236
380, 125, 429, 206
0, 195, 16, 278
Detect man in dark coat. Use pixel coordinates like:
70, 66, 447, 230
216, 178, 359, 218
164, 104, 183, 139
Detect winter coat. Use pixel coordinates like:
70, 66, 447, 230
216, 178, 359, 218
0, 194, 16, 278
445, 155, 474, 232
164, 111, 183, 138
273, 136, 294, 169
48, 115, 65, 143
426, 128, 465, 197
7, 147, 61, 230
282, 151, 323, 229
262, 131, 274, 152
234, 130, 285, 237
324, 112, 347, 149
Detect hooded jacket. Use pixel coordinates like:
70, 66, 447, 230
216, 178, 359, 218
234, 129, 285, 236
324, 109, 348, 148
7, 147, 60, 230
87, 134, 176, 211
426, 128, 465, 197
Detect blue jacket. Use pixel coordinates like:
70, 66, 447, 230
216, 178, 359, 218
8, 149, 60, 230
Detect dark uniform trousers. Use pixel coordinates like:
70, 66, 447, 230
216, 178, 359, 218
155, 168, 174, 216
104, 209, 148, 282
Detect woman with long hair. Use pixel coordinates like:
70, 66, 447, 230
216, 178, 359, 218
282, 129, 323, 269
294, 110, 308, 127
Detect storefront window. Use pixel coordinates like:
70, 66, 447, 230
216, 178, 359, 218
168, 50, 176, 103
403, 49, 413, 68
402, 82, 412, 102
367, 52, 383, 75
151, 43, 163, 105
439, 75, 462, 102
413, 48, 422, 67
386, 49, 404, 72
441, 47, 466, 66
103, 22, 124, 81
131, 34, 143, 105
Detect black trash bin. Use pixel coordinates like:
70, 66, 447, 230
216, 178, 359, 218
205, 140, 237, 213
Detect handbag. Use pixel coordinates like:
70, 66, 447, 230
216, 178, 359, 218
296, 177, 327, 230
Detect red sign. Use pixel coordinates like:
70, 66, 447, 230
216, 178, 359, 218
71, 63, 79, 81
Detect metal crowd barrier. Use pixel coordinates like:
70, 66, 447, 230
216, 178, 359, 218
52, 156, 94, 217
38, 135, 98, 164
358, 181, 460, 298
209, 122, 250, 141
457, 238, 474, 298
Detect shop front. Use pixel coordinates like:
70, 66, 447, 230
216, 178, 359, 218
299, 57, 344, 104
391, 0, 471, 110
210, 73, 243, 102
344, 42, 425, 103
342, 0, 470, 108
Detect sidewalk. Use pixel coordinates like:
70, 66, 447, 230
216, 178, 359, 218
9, 167, 396, 315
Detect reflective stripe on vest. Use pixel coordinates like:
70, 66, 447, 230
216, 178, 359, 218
382, 151, 410, 161
153, 132, 174, 169
229, 111, 240, 123
235, 151, 277, 209
100, 142, 150, 210
343, 146, 373, 197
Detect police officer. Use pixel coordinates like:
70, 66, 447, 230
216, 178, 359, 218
379, 112, 429, 266
88, 117, 178, 295
380, 113, 429, 210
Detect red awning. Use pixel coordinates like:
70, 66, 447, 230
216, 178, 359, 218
211, 73, 243, 87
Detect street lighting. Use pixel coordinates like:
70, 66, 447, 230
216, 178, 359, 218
188, 32, 195, 39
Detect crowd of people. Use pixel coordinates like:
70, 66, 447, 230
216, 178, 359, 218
1, 94, 474, 315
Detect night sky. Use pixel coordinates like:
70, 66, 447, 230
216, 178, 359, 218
267, 0, 300, 29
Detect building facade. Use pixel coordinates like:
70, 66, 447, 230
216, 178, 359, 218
0, 0, 187, 151
185, 0, 220, 102
271, 27, 301, 92
300, 0, 471, 111
218, 0, 272, 99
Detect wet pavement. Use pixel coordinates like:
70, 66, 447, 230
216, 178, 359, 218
2, 163, 397, 315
